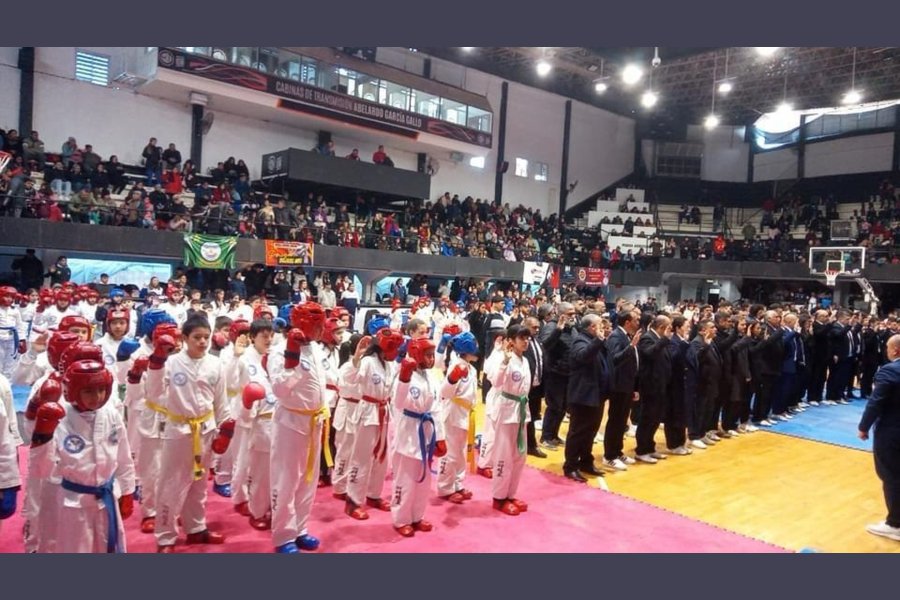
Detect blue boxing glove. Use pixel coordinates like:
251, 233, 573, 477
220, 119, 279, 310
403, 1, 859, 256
437, 333, 453, 355
0, 487, 19, 520
395, 336, 410, 363
116, 337, 142, 362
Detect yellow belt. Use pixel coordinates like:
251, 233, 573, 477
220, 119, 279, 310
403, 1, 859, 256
145, 400, 213, 480
452, 397, 477, 473
284, 405, 333, 482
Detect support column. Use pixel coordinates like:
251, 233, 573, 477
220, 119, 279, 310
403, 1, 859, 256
18, 47, 35, 135
493, 81, 509, 205
559, 100, 572, 215
745, 120, 755, 184
797, 114, 807, 179
189, 92, 208, 170
892, 105, 900, 173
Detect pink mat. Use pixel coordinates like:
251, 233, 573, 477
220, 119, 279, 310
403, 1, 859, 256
0, 447, 785, 553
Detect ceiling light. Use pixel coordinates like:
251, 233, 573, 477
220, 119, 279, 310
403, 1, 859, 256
842, 89, 863, 105
622, 64, 643, 85
718, 81, 733, 94
776, 101, 793, 113
704, 114, 720, 129
460, 47, 474, 52
755, 47, 780, 57
594, 81, 608, 94
641, 90, 658, 108
536, 59, 552, 77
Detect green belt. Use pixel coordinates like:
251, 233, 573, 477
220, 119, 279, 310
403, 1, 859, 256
501, 391, 528, 455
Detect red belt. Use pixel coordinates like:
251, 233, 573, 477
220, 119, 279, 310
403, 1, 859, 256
362, 395, 390, 463
342, 397, 360, 404
326, 384, 339, 392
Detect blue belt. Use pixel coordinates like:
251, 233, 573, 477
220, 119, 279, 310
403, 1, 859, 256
61, 477, 120, 553
0, 326, 20, 358
402, 409, 436, 483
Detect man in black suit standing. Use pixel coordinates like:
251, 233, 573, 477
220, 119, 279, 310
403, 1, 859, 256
564, 313, 609, 488
686, 320, 719, 449
751, 311, 786, 425
807, 309, 833, 406
635, 315, 673, 463
826, 310, 853, 405
665, 314, 692, 454
538, 302, 576, 449
858, 334, 900, 542
602, 304, 641, 471
523, 316, 547, 458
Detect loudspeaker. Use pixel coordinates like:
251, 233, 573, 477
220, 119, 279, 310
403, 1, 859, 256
498, 160, 509, 174
318, 131, 332, 146
417, 153, 427, 173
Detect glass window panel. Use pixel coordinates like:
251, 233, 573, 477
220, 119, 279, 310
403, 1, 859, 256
467, 106, 492, 132
515, 158, 528, 177
385, 81, 410, 110
355, 74, 380, 102
231, 47, 256, 67
442, 98, 466, 124
300, 58, 318, 85
413, 90, 441, 118
469, 156, 485, 169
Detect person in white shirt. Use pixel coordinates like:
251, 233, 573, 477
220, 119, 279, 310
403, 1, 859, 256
485, 325, 532, 516
437, 332, 480, 503
161, 286, 190, 326
0, 286, 28, 379
146, 316, 235, 553
331, 334, 363, 500
38, 289, 79, 334
268, 303, 329, 553
28, 359, 136, 553
318, 283, 337, 309
0, 372, 22, 532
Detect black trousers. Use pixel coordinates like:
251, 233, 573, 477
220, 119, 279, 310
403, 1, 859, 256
664, 388, 687, 449
861, 359, 879, 398
807, 360, 828, 403
874, 427, 900, 528
826, 359, 852, 401
722, 378, 749, 431
564, 403, 604, 473
541, 374, 568, 443
791, 366, 808, 407
635, 392, 667, 455
752, 376, 776, 423
846, 358, 860, 398
688, 391, 711, 441
603, 392, 633, 460
706, 383, 730, 433
526, 386, 544, 451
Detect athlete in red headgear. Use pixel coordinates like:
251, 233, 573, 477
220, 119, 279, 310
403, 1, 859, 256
0, 286, 27, 378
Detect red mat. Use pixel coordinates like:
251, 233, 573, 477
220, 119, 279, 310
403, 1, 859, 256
0, 448, 785, 553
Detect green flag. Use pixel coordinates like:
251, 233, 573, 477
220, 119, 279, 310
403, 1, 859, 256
183, 234, 238, 269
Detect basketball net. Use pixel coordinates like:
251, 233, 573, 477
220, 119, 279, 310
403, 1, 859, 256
824, 269, 839, 287
0, 151, 11, 175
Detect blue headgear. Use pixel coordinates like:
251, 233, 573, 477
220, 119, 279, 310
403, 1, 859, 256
367, 314, 391, 336
503, 298, 514, 315
456, 300, 466, 310
278, 304, 292, 323
109, 287, 126, 300
273, 317, 288, 332
450, 332, 478, 357
140, 309, 176, 339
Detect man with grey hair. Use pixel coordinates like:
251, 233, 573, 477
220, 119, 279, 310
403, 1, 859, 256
635, 315, 673, 463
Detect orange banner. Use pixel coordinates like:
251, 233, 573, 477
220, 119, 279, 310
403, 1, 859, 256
264, 240, 314, 267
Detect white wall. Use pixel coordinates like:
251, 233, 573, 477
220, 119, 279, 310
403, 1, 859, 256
688, 124, 749, 182
0, 47, 21, 133
568, 100, 635, 208
753, 147, 799, 182
805, 132, 894, 178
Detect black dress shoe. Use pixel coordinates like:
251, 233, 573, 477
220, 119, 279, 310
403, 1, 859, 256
579, 464, 605, 476
564, 470, 588, 483
527, 447, 548, 459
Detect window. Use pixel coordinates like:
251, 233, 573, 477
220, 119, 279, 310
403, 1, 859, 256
469, 156, 485, 169
467, 106, 492, 132
534, 162, 549, 182
75, 50, 110, 86
442, 99, 467, 125
515, 158, 528, 177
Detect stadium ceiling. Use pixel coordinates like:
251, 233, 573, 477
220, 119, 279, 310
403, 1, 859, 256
418, 47, 900, 129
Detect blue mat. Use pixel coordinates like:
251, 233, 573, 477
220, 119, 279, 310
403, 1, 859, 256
767, 399, 872, 452
12, 384, 31, 413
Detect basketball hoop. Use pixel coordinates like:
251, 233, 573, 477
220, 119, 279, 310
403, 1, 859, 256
0, 151, 11, 175
824, 269, 840, 287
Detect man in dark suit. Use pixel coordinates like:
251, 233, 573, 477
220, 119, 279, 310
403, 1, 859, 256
858, 334, 900, 542
538, 302, 576, 449
523, 316, 547, 458
751, 311, 786, 425
826, 311, 853, 404
685, 320, 719, 449
807, 310, 833, 405
634, 315, 673, 463
665, 315, 692, 454
564, 314, 609, 487
602, 305, 641, 471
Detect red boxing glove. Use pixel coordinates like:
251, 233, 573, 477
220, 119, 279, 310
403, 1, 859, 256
211, 419, 236, 454
448, 362, 470, 384
118, 494, 134, 519
31, 402, 65, 447
127, 357, 150, 385
211, 332, 228, 352
149, 334, 175, 370
284, 328, 308, 369
17, 340, 26, 355
25, 378, 63, 421
434, 440, 447, 457
242, 382, 267, 410
399, 357, 417, 383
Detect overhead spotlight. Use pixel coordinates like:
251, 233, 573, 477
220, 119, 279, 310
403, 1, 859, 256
704, 114, 720, 129
842, 89, 863, 105
718, 81, 733, 94
755, 47, 780, 57
775, 101, 793, 113
641, 90, 658, 108
460, 47, 474, 52
622, 64, 643, 85
536, 59, 552, 77
594, 80, 609, 94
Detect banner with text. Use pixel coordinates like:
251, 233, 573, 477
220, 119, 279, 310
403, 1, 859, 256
183, 234, 237, 269
574, 267, 611, 287
264, 240, 314, 267
521, 261, 551, 286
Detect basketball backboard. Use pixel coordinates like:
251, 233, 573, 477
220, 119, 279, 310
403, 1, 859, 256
808, 246, 866, 276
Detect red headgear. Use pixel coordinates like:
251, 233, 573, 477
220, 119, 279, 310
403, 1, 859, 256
39, 289, 55, 307
166, 284, 183, 301
55, 289, 72, 305
375, 328, 405, 361
333, 307, 350, 323
406, 337, 436, 369
254, 304, 275, 321
86, 289, 101, 302
229, 319, 251, 343
153, 323, 180, 344
48, 332, 80, 371
290, 302, 326, 342
0, 286, 17, 308
59, 342, 104, 376
64, 360, 114, 412
106, 307, 130, 325
59, 315, 92, 336
322, 317, 345, 346
442, 323, 463, 337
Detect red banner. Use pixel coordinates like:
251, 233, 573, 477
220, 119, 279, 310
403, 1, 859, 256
574, 267, 610, 287
264, 240, 314, 267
